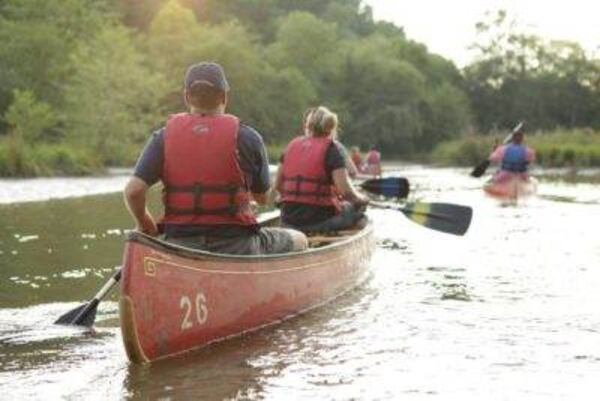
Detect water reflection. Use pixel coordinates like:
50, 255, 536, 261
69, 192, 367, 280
1, 168, 600, 399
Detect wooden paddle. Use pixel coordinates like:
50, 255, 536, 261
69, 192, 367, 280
470, 122, 524, 178
55, 269, 121, 327
359, 177, 409, 198
370, 200, 473, 236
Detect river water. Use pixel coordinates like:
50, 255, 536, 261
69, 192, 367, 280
1, 166, 599, 400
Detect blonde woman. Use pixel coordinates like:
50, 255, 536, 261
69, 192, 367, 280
275, 106, 369, 232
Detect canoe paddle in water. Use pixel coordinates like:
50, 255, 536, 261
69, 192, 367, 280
470, 121, 524, 178
370, 200, 473, 236
53, 211, 282, 327
54, 269, 121, 327
359, 177, 410, 198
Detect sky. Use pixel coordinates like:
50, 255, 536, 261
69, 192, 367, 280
364, 0, 600, 67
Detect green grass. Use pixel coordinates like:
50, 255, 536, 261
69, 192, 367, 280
431, 128, 600, 168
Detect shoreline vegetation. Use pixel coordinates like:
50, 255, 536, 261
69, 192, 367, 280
4, 130, 600, 178
431, 128, 600, 169
1, 2, 599, 178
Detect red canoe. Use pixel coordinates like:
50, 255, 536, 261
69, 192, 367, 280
119, 213, 375, 363
483, 171, 538, 201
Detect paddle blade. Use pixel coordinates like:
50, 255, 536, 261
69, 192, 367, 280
54, 299, 99, 327
401, 202, 473, 236
360, 177, 410, 198
470, 160, 490, 178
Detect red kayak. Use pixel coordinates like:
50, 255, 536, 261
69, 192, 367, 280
119, 213, 375, 363
483, 171, 538, 201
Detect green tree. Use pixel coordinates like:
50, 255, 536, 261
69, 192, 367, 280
267, 12, 341, 83
0, 0, 111, 110
63, 25, 167, 164
4, 89, 58, 143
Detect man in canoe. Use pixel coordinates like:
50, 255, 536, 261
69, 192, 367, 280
488, 123, 535, 177
274, 106, 370, 232
123, 62, 307, 255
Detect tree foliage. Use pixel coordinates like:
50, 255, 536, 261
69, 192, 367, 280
3, 1, 598, 175
465, 9, 600, 131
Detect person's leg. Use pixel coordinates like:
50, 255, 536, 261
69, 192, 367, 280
295, 202, 366, 233
257, 227, 308, 254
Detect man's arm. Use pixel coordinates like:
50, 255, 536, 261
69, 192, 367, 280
124, 128, 164, 236
124, 176, 158, 236
238, 125, 271, 205
489, 145, 506, 163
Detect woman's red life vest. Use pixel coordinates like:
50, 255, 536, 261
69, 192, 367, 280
365, 150, 381, 176
160, 113, 257, 226
280, 136, 341, 210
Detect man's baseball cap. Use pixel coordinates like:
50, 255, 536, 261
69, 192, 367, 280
184, 62, 229, 92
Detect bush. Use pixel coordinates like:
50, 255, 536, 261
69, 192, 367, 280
0, 140, 102, 177
432, 128, 600, 168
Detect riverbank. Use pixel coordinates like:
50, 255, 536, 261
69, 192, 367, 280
432, 128, 600, 168
0, 168, 130, 204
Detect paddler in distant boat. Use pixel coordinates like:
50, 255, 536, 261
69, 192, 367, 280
274, 106, 370, 232
123, 62, 307, 255
488, 122, 535, 180
364, 145, 382, 177
350, 146, 364, 173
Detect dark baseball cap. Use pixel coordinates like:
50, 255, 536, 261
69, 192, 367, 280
184, 62, 229, 92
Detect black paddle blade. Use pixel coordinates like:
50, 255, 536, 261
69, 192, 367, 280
360, 177, 410, 198
401, 202, 473, 236
54, 299, 99, 327
470, 160, 490, 178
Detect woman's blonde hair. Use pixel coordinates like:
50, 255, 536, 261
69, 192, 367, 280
307, 106, 338, 137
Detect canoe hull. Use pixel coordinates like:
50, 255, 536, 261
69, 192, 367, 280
483, 172, 537, 200
119, 222, 375, 363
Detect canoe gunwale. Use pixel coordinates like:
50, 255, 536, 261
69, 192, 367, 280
126, 218, 373, 263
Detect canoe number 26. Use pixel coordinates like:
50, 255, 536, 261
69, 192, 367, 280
180, 292, 208, 330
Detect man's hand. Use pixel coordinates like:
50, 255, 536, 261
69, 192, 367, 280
353, 193, 370, 207
137, 212, 158, 236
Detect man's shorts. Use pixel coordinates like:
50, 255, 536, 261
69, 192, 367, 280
286, 202, 366, 233
165, 227, 295, 255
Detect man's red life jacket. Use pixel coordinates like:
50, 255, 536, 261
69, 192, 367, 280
160, 113, 257, 227
280, 136, 341, 210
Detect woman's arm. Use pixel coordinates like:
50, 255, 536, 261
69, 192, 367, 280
332, 168, 370, 205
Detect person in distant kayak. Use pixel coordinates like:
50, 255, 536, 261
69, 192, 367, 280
274, 106, 370, 232
350, 146, 364, 173
123, 62, 307, 255
364, 145, 382, 177
488, 124, 535, 177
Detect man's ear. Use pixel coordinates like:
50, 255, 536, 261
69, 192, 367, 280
183, 89, 190, 107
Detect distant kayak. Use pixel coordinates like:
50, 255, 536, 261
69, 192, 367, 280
483, 171, 538, 200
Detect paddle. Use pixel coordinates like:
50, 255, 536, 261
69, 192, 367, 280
54, 211, 281, 327
359, 177, 410, 198
470, 122, 524, 178
55, 269, 121, 327
370, 200, 473, 236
